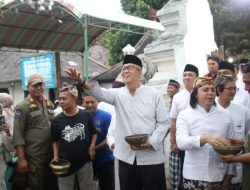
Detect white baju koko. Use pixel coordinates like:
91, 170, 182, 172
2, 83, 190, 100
88, 81, 169, 165
170, 89, 191, 120
233, 88, 250, 109
169, 88, 191, 189
176, 105, 235, 182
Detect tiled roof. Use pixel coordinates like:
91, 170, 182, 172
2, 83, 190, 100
0, 48, 108, 82
92, 62, 122, 83
93, 32, 154, 83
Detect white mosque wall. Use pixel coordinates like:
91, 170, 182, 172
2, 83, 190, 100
144, 0, 217, 93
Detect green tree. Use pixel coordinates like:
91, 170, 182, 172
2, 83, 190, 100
100, 0, 250, 64
208, 0, 250, 58
98, 0, 169, 65
99, 30, 142, 65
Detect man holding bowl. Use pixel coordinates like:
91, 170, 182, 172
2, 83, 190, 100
66, 52, 169, 190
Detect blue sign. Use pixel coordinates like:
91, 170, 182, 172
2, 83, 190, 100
20, 53, 56, 90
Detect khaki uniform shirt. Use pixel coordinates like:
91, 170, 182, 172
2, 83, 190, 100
13, 96, 54, 162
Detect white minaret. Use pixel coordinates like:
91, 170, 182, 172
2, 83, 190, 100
144, 0, 217, 93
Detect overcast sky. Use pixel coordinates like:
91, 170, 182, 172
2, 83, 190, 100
69, 0, 123, 13
2, 0, 123, 13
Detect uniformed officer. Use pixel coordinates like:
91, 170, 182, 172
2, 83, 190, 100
13, 74, 57, 190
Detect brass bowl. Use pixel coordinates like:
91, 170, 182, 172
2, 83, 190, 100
50, 159, 71, 175
213, 145, 243, 155
125, 134, 148, 148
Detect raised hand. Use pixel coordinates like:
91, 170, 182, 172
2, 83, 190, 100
65, 68, 84, 84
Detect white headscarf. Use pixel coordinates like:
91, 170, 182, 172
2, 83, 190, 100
0, 93, 14, 151
0, 93, 13, 108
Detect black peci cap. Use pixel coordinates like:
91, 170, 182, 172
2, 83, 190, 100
168, 79, 180, 89
123, 55, 142, 68
184, 64, 199, 76
218, 61, 235, 73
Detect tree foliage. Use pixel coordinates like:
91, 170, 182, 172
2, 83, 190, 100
99, 30, 142, 65
208, 0, 250, 58
98, 0, 169, 65
99, 0, 250, 64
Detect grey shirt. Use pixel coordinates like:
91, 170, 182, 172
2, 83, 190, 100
88, 81, 169, 165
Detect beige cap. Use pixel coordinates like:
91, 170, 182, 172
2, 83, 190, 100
27, 74, 44, 86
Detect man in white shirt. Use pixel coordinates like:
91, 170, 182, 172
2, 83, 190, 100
98, 81, 125, 190
215, 75, 250, 189
242, 63, 250, 95
165, 79, 180, 112
234, 63, 244, 90
217, 61, 250, 109
236, 59, 249, 89
98, 102, 116, 149
164, 79, 180, 189
66, 54, 169, 190
169, 64, 199, 190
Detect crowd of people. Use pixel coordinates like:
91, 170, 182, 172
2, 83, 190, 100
0, 52, 250, 190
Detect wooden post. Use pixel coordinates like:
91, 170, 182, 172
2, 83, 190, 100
84, 15, 89, 81
219, 45, 225, 60
55, 51, 61, 99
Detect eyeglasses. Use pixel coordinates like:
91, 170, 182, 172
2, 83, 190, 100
121, 65, 139, 72
224, 87, 239, 92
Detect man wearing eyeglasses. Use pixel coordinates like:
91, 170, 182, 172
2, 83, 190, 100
13, 74, 57, 190
217, 61, 250, 109
66, 54, 169, 190
169, 64, 199, 190
215, 75, 250, 190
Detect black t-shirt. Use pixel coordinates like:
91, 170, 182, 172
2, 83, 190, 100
51, 109, 97, 176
